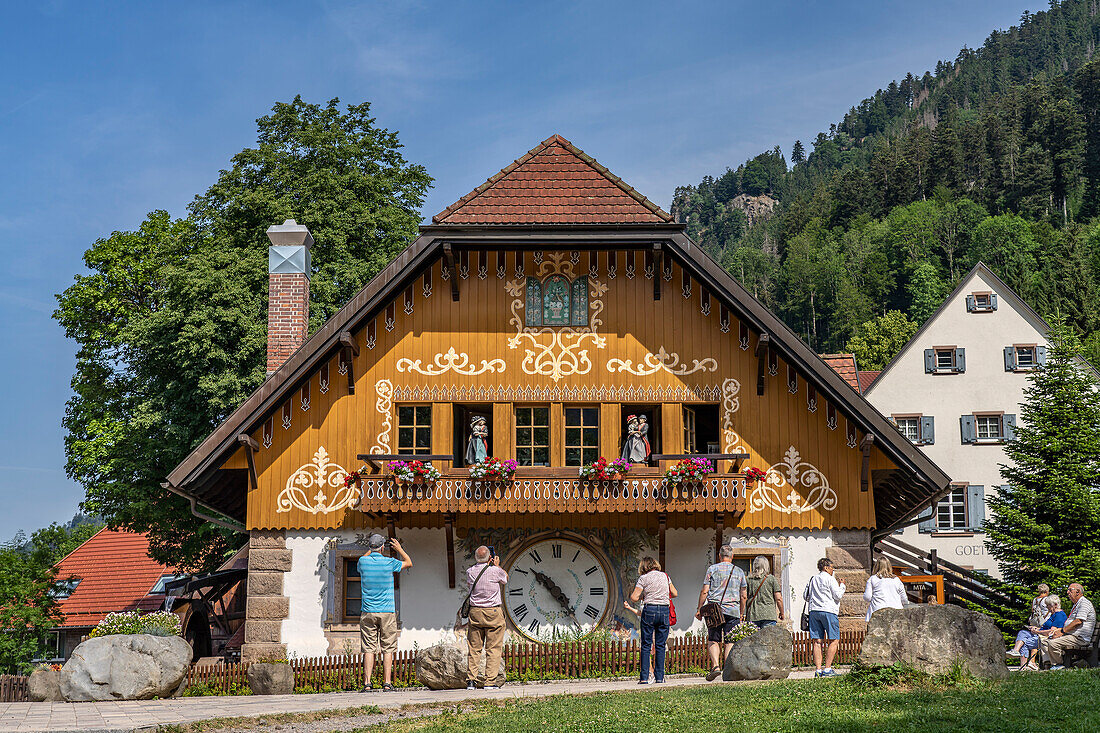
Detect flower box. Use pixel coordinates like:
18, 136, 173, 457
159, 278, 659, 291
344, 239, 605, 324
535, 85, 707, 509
387, 460, 442, 485
663, 457, 713, 485
469, 457, 518, 482
579, 457, 632, 482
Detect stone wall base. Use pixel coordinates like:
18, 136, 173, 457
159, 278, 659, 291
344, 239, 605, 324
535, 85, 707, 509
241, 529, 290, 664
830, 529, 870, 632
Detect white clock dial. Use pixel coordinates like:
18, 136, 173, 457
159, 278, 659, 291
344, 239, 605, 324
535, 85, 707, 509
503, 537, 612, 642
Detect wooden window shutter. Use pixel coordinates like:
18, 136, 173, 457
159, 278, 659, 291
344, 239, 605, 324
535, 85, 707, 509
917, 505, 935, 533
1036, 345, 1048, 366
1004, 414, 1017, 440
924, 349, 935, 373
1004, 346, 1016, 371
991, 293, 998, 310
965, 295, 975, 312
920, 416, 935, 445
955, 348, 966, 372
966, 485, 985, 530
960, 415, 976, 443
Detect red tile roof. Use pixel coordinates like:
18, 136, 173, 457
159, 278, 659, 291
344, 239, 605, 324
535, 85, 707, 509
820, 353, 862, 393
432, 134, 672, 225
858, 370, 881, 392
54, 529, 176, 628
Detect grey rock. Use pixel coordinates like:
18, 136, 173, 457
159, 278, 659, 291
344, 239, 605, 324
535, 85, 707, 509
27, 669, 62, 702
723, 625, 793, 681
246, 661, 294, 695
415, 643, 505, 690
858, 604, 1008, 679
60, 634, 192, 701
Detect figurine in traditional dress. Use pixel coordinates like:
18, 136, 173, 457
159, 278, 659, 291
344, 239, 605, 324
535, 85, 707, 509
465, 416, 489, 465
620, 414, 651, 463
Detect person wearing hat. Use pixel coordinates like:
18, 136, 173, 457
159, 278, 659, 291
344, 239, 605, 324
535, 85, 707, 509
621, 414, 651, 463
358, 533, 412, 691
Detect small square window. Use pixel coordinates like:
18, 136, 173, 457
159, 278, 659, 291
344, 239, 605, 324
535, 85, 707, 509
515, 406, 550, 466
397, 405, 432, 455
936, 486, 968, 530
974, 293, 991, 308
935, 349, 956, 370
1015, 346, 1036, 369
895, 417, 921, 443
975, 415, 1003, 440
564, 407, 599, 466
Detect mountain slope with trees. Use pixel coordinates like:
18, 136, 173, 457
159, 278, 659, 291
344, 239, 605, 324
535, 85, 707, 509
673, 0, 1100, 364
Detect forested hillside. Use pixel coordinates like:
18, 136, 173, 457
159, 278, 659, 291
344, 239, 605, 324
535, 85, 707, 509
673, 0, 1100, 368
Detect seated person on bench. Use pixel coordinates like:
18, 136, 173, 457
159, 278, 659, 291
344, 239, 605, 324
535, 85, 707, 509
1011, 595, 1065, 671
1039, 583, 1096, 670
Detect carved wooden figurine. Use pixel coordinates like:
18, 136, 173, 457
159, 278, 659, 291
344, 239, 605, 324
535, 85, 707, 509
465, 416, 489, 465
620, 414, 651, 463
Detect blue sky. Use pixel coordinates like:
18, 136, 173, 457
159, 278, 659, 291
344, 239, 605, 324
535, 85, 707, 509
0, 0, 1034, 541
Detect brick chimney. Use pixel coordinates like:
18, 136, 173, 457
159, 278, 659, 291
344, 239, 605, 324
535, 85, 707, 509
266, 219, 313, 376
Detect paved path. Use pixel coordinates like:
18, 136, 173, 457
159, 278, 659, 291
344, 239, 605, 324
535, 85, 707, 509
0, 671, 822, 732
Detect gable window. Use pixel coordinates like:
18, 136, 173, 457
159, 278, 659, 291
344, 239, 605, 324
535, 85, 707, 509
962, 413, 1015, 443
564, 407, 599, 467
966, 292, 997, 312
524, 275, 589, 328
919, 483, 986, 533
1015, 346, 1036, 369
343, 558, 361, 622
894, 417, 920, 442
397, 406, 432, 455
976, 414, 1002, 440
892, 415, 935, 445
924, 347, 965, 374
1005, 345, 1045, 372
515, 406, 550, 466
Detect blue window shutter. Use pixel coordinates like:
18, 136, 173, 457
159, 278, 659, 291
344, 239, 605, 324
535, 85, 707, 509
960, 415, 976, 443
917, 506, 936, 533
924, 349, 935, 373
955, 348, 966, 372
1004, 414, 1017, 440
966, 295, 975, 312
990, 293, 998, 310
1004, 346, 1016, 371
920, 416, 935, 444
1036, 345, 1047, 366
966, 485, 986, 530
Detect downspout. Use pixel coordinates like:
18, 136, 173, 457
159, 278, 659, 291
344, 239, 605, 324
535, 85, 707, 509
162, 482, 247, 534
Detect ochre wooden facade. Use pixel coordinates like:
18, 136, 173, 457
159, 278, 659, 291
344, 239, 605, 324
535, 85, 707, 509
234, 248, 893, 533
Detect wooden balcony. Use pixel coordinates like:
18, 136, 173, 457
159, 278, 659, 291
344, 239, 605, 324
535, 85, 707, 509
352, 470, 747, 515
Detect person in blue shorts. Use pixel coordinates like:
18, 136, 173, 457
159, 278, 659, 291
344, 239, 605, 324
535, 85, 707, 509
803, 557, 846, 677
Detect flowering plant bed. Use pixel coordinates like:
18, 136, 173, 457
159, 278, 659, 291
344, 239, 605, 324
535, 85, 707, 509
663, 457, 713, 484
579, 457, 631, 481
387, 460, 442, 484
89, 610, 182, 638
469, 457, 518, 481
723, 621, 759, 645
342, 469, 363, 488
744, 466, 767, 484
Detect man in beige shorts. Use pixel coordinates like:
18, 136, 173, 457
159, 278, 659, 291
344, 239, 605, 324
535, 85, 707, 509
358, 533, 412, 690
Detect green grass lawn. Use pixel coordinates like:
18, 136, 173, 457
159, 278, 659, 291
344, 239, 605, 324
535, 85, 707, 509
348, 670, 1100, 733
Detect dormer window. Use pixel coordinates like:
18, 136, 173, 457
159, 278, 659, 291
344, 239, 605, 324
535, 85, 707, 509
966, 292, 997, 312
925, 347, 965, 374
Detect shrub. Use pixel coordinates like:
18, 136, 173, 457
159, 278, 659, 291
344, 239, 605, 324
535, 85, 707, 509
89, 610, 182, 638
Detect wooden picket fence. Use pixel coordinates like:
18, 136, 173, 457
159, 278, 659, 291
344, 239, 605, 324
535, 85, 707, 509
0, 674, 29, 703
184, 631, 865, 693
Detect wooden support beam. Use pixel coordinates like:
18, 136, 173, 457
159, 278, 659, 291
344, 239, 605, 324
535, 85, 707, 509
861, 434, 874, 492
236, 434, 259, 492
445, 514, 456, 589
658, 514, 667, 569
653, 243, 663, 300
715, 512, 725, 560
339, 331, 358, 395
755, 333, 770, 396
386, 512, 399, 590
443, 243, 460, 301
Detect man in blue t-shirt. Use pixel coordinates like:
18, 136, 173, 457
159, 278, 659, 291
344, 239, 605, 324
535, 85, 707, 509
358, 533, 412, 691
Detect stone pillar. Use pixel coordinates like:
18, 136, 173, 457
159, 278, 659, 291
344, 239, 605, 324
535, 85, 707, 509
827, 529, 871, 632
241, 529, 291, 663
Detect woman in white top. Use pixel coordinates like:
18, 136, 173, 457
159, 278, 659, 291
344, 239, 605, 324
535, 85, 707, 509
863, 557, 909, 621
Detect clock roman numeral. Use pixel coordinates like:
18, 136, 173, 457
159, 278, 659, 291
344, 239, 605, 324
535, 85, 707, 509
572, 550, 580, 562
529, 549, 542, 564
552, 543, 562, 559
513, 568, 528, 575
589, 587, 604, 596
508, 588, 523, 596
584, 566, 599, 576
584, 605, 599, 619
528, 620, 540, 634
513, 603, 528, 621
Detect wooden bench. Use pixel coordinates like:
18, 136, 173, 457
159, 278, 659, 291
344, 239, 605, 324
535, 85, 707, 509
1061, 627, 1100, 668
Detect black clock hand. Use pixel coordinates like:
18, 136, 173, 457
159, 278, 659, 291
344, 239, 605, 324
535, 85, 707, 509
533, 570, 580, 625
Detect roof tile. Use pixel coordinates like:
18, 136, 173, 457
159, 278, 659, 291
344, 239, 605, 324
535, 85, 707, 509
820, 353, 862, 393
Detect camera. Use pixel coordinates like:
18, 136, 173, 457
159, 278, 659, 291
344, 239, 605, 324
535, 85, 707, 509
487, 545, 496, 559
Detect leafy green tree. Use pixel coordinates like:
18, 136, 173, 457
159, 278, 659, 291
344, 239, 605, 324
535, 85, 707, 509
54, 98, 431, 572
844, 310, 919, 371
906, 260, 950, 323
985, 318, 1100, 617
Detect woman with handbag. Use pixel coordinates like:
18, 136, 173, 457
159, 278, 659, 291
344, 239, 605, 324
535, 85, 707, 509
628, 556, 678, 684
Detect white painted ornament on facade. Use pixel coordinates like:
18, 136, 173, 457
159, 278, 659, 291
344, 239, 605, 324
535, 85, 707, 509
749, 446, 837, 514
396, 348, 506, 376
721, 378, 745, 454
277, 446, 359, 514
606, 347, 718, 376
371, 379, 393, 454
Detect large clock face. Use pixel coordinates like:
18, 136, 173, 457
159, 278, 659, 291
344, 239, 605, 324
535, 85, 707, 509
503, 536, 612, 642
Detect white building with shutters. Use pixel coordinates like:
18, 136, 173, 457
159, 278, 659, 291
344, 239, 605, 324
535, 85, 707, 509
864, 262, 1057, 578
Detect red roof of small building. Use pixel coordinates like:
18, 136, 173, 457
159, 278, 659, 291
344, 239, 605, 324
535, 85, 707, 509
820, 353, 862, 393
54, 528, 175, 628
432, 134, 672, 225
858, 370, 881, 392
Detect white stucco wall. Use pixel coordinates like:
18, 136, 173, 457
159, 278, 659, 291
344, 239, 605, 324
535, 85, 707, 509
283, 527, 837, 654
865, 267, 1050, 577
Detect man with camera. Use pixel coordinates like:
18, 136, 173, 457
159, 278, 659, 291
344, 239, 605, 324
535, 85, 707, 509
358, 533, 412, 691
465, 545, 509, 690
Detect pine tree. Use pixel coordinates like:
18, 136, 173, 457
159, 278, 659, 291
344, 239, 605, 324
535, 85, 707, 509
985, 317, 1100, 609
791, 140, 805, 165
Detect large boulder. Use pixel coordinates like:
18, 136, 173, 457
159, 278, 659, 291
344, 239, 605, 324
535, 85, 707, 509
723, 625, 793, 681
415, 643, 506, 690
28, 669, 63, 702
246, 662, 294, 695
61, 634, 192, 701
858, 604, 1008, 679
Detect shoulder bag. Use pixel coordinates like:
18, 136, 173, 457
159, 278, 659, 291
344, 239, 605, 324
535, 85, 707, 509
700, 567, 733, 628
459, 563, 492, 622
800, 575, 814, 632
745, 575, 768, 620
665, 573, 677, 625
